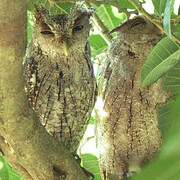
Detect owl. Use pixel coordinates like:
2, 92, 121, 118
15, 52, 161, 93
96, 16, 166, 179
24, 7, 97, 153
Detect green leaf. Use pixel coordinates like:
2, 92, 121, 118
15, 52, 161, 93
0, 156, 21, 180
163, 61, 180, 95
81, 154, 101, 180
162, 35, 180, 95
142, 49, 180, 87
88, 117, 96, 124
152, 0, 167, 16
0, 156, 9, 180
171, 23, 180, 33
7, 165, 21, 180
118, 0, 135, 9
141, 34, 180, 88
157, 99, 175, 139
132, 155, 180, 180
27, 11, 34, 43
96, 5, 127, 31
89, 34, 108, 57
163, 0, 171, 37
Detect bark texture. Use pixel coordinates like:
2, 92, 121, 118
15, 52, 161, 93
96, 16, 167, 180
0, 1, 89, 179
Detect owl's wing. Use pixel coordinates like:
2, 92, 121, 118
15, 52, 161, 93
24, 56, 39, 108
24, 44, 55, 118
84, 42, 94, 77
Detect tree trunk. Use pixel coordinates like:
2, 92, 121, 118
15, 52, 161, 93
0, 1, 88, 179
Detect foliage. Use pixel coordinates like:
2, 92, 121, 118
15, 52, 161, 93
152, 0, 168, 16
141, 33, 180, 87
81, 154, 101, 180
0, 0, 180, 179
89, 35, 108, 58
0, 156, 21, 180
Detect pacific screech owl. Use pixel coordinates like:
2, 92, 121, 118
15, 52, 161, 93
24, 8, 97, 153
96, 16, 166, 179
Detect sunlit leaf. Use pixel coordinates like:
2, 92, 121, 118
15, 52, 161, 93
0, 156, 9, 180
27, 11, 34, 43
142, 49, 180, 87
158, 101, 172, 139
89, 34, 108, 57
96, 5, 127, 31
118, 0, 135, 9
88, 117, 96, 124
163, 62, 180, 95
0, 156, 21, 180
163, 0, 171, 37
171, 23, 180, 33
152, 0, 167, 16
81, 154, 101, 180
141, 34, 180, 87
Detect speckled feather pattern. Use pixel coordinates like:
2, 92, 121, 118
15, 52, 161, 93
25, 41, 96, 153
24, 10, 97, 153
96, 17, 165, 179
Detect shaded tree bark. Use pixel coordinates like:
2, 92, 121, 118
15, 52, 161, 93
0, 1, 88, 179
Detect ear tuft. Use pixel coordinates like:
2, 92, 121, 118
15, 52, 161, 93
35, 8, 52, 34
110, 16, 147, 34
35, 7, 48, 25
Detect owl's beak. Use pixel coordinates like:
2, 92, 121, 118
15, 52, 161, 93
62, 41, 69, 57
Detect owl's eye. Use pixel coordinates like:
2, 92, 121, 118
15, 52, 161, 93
73, 25, 84, 32
40, 30, 54, 36
130, 20, 146, 29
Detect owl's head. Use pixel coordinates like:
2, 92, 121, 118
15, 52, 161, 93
111, 16, 162, 35
34, 7, 92, 56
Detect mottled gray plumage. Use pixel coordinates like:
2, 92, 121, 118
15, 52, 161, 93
24, 8, 96, 153
96, 16, 166, 179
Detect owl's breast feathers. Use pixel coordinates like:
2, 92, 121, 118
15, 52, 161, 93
97, 16, 164, 179
24, 42, 96, 153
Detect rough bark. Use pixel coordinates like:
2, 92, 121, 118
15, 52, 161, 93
0, 1, 88, 179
